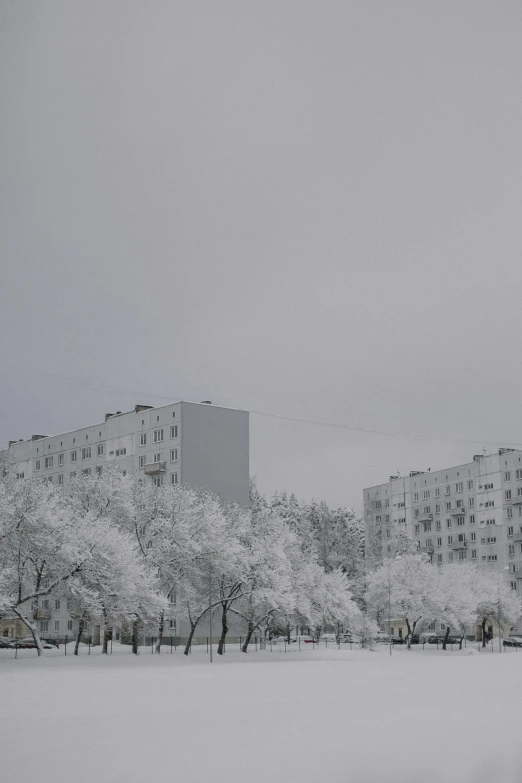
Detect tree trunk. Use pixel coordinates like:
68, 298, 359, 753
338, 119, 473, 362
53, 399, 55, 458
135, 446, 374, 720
74, 618, 85, 656
102, 608, 110, 655
184, 622, 197, 656
15, 610, 43, 656
241, 622, 255, 653
459, 634, 464, 650
481, 618, 487, 648
442, 626, 450, 651
217, 603, 228, 655
131, 619, 139, 655
155, 611, 164, 654
405, 618, 414, 649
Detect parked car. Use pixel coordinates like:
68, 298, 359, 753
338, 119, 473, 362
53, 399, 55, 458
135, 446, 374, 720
418, 632, 439, 644
0, 638, 14, 648
391, 636, 405, 645
10, 637, 57, 650
375, 632, 392, 644
338, 633, 362, 645
320, 633, 337, 643
289, 635, 317, 644
40, 637, 60, 648
503, 636, 522, 648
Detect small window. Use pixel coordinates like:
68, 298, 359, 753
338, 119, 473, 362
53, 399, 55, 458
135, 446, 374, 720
139, 456, 145, 469
471, 531, 476, 542
97, 444, 104, 456
171, 425, 178, 439
153, 453, 161, 463
447, 535, 453, 545
171, 472, 178, 485
96, 465, 103, 475
413, 492, 419, 502
471, 549, 477, 559
508, 526, 514, 536
446, 519, 452, 528
35, 460, 41, 471
70, 451, 77, 463
436, 520, 441, 530
54, 620, 60, 632
67, 620, 73, 631
153, 429, 164, 443
58, 453, 64, 466
468, 497, 474, 507
445, 486, 451, 496
505, 490, 512, 500
16, 472, 24, 479
434, 488, 440, 497
58, 474, 64, 485
516, 469, 522, 480
70, 471, 76, 478
82, 447, 91, 460
55, 599, 60, 610
456, 482, 463, 493
152, 475, 163, 487
467, 480, 473, 490
170, 449, 178, 462
115, 448, 127, 457
507, 507, 513, 519
469, 515, 475, 524
505, 472, 511, 482
82, 468, 91, 475
448, 552, 454, 562
437, 537, 442, 546
139, 434, 147, 447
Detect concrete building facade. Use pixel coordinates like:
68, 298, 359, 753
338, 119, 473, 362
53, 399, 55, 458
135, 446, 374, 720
0, 400, 250, 643
364, 448, 522, 635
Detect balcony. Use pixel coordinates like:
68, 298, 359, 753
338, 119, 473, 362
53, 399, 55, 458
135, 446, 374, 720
36, 609, 51, 620
417, 513, 433, 523
510, 496, 522, 505
419, 546, 434, 554
144, 461, 166, 475
449, 507, 466, 516
514, 570, 522, 579
512, 533, 522, 543
450, 540, 467, 550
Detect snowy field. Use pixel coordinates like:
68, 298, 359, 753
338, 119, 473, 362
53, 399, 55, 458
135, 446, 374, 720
2, 643, 522, 783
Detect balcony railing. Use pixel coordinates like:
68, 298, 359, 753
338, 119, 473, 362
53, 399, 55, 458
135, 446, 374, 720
144, 461, 166, 475
450, 540, 467, 550
419, 546, 434, 554
36, 609, 51, 620
512, 533, 522, 543
417, 513, 433, 523
514, 570, 522, 579
511, 496, 522, 505
449, 507, 466, 516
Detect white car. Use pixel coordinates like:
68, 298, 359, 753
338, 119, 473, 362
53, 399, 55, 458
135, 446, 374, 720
320, 633, 337, 643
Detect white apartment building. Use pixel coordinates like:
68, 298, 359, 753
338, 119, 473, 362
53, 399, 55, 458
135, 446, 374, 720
364, 448, 522, 635
0, 400, 249, 642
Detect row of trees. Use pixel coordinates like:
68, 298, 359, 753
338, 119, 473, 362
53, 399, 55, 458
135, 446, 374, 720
0, 467, 362, 656
366, 554, 521, 649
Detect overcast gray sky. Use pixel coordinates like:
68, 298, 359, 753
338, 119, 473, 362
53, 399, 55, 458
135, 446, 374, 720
1, 1, 522, 511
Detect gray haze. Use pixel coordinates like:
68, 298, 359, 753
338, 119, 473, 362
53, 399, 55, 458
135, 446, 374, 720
1, 1, 522, 511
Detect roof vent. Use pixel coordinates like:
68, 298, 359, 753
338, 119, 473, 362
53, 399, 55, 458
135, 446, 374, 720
105, 413, 115, 422
200, 400, 212, 405
31, 434, 48, 441
135, 405, 153, 413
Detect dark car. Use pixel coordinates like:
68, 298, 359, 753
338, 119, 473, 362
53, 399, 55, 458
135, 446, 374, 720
391, 636, 405, 645
0, 638, 15, 648
503, 636, 522, 648
40, 637, 60, 648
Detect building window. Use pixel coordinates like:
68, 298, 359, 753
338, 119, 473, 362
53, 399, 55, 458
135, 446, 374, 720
171, 472, 178, 485
505, 472, 511, 482
424, 521, 432, 532
58, 453, 64, 466
16, 472, 24, 479
96, 466, 103, 475
485, 501, 495, 508
471, 549, 477, 560
516, 469, 522, 480
139, 433, 147, 447
508, 545, 515, 555
97, 444, 104, 456
171, 425, 178, 439
469, 515, 475, 524
413, 492, 419, 502
82, 468, 91, 475
448, 535, 453, 545
35, 460, 41, 471
487, 555, 498, 562
67, 620, 73, 631
448, 553, 454, 562
437, 554, 442, 564
486, 519, 496, 526
456, 482, 463, 493
456, 516, 465, 526
446, 519, 452, 528
170, 449, 178, 462
507, 507, 513, 519
437, 537, 442, 546
435, 504, 440, 513
458, 550, 466, 560
55, 599, 60, 610
70, 471, 76, 478
436, 520, 441, 531
445, 486, 451, 496
152, 475, 163, 487
139, 456, 145, 469
40, 621, 48, 632
508, 526, 514, 536
153, 453, 161, 463
468, 497, 474, 507
467, 480, 473, 490
70, 451, 77, 463
486, 537, 496, 544
115, 448, 127, 457
456, 499, 463, 509
82, 447, 91, 460
505, 490, 512, 500
446, 502, 452, 511
434, 488, 440, 497
54, 620, 59, 632
484, 483, 493, 490
470, 531, 476, 542
153, 429, 164, 443
423, 490, 430, 499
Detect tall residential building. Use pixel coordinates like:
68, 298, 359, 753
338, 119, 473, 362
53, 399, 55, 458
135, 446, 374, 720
364, 448, 522, 633
1, 400, 249, 505
0, 400, 249, 642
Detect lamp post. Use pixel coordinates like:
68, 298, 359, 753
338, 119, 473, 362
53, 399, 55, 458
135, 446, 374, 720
497, 566, 510, 653
209, 560, 213, 663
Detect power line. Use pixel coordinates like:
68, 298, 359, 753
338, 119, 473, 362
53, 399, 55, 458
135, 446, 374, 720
0, 360, 521, 450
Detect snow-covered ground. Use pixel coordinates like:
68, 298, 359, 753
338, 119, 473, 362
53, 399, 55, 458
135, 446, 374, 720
1, 643, 521, 783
